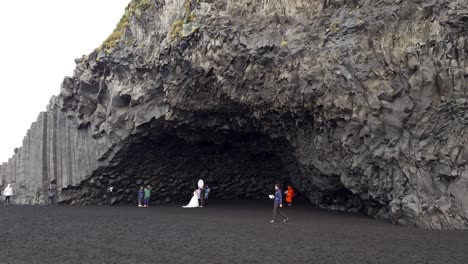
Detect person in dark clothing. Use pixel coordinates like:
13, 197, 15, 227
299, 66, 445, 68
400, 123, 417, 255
106, 186, 114, 206
138, 186, 145, 207
199, 186, 205, 207
270, 183, 288, 223
198, 179, 205, 207
48, 183, 57, 206
204, 184, 211, 206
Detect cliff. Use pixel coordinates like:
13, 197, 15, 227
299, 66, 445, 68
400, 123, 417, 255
1, 0, 468, 229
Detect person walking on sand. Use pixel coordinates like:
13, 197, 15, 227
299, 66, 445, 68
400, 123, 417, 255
138, 186, 145, 207
3, 184, 13, 206
143, 185, 151, 207
285, 185, 295, 207
269, 183, 288, 223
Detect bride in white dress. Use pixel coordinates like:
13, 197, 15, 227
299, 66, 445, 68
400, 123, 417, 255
182, 189, 199, 208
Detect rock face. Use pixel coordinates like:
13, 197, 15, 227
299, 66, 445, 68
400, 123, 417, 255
0, 105, 111, 204
2, 0, 468, 229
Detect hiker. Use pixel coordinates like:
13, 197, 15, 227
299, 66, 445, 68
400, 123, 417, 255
138, 186, 145, 207
269, 183, 288, 223
143, 185, 151, 207
285, 185, 295, 207
107, 186, 114, 206
48, 182, 57, 205
3, 184, 13, 206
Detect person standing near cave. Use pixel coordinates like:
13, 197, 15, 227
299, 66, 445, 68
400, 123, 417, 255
107, 186, 114, 206
198, 179, 205, 208
3, 183, 13, 206
143, 185, 151, 207
48, 182, 58, 206
204, 184, 211, 205
270, 183, 288, 223
285, 186, 295, 207
138, 186, 145, 207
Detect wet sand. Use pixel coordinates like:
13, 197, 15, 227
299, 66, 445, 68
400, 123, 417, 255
0, 200, 467, 264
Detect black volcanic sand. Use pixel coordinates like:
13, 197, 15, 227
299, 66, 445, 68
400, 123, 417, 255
0, 200, 467, 264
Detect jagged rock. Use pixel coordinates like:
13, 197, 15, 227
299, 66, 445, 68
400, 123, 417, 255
1, 0, 468, 229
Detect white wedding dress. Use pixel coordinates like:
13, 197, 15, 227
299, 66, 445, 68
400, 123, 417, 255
182, 191, 199, 208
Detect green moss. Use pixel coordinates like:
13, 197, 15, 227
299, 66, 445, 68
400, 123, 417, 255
138, 0, 152, 10
185, 1, 192, 14
281, 39, 288, 47
188, 13, 196, 22
80, 55, 89, 65
125, 36, 137, 46
171, 1, 202, 41
171, 20, 184, 39
327, 22, 339, 33
97, 0, 154, 52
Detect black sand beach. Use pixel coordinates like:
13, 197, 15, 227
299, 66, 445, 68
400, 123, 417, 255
0, 201, 466, 264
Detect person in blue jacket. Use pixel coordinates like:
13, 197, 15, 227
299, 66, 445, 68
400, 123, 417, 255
138, 186, 145, 207
270, 183, 288, 223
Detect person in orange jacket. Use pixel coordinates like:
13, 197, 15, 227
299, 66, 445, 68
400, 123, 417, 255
285, 186, 295, 207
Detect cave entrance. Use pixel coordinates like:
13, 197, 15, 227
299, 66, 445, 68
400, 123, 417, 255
106, 130, 298, 204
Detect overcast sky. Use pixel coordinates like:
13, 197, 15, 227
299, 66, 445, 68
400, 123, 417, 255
0, 0, 130, 162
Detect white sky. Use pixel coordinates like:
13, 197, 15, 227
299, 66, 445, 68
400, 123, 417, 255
0, 0, 130, 163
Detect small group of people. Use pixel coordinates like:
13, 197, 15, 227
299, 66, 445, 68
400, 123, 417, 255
2, 180, 58, 206
180, 179, 296, 224
183, 179, 211, 208
2, 177, 296, 225
137, 185, 152, 207
269, 184, 295, 223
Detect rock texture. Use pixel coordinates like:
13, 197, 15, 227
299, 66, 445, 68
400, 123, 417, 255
2, 0, 468, 229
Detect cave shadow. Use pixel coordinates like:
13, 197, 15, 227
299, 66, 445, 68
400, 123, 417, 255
61, 126, 365, 218
106, 130, 300, 205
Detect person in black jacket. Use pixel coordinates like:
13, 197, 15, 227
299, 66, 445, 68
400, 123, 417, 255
48, 183, 57, 205
106, 186, 114, 206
